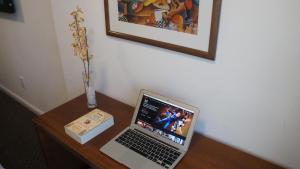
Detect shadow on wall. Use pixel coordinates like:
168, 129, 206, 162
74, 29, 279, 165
195, 119, 206, 134
0, 0, 24, 22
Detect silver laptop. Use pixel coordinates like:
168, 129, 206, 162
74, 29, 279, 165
100, 89, 199, 169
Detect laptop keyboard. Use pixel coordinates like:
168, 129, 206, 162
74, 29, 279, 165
115, 129, 181, 169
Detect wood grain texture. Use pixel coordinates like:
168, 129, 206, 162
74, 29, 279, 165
35, 127, 88, 169
33, 92, 285, 169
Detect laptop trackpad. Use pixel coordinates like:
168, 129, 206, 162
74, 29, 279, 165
119, 150, 147, 169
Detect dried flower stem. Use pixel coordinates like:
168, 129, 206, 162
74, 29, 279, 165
69, 6, 92, 88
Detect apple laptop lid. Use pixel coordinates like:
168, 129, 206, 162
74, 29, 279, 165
130, 90, 199, 151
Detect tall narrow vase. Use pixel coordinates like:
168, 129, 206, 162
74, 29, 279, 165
83, 72, 97, 108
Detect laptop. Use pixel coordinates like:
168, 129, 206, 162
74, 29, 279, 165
100, 89, 199, 169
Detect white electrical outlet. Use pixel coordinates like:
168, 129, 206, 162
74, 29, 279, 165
19, 76, 26, 89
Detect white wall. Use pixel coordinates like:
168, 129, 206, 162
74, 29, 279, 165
0, 0, 68, 113
51, 0, 300, 168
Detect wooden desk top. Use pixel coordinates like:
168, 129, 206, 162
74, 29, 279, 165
33, 92, 284, 169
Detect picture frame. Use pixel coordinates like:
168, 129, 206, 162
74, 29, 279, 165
104, 0, 221, 60
0, 0, 15, 13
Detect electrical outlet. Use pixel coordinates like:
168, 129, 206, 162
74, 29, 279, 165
19, 76, 26, 90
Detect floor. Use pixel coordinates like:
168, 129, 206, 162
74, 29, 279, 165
0, 90, 47, 169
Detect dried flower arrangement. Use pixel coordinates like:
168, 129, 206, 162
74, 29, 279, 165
69, 6, 97, 108
69, 6, 93, 88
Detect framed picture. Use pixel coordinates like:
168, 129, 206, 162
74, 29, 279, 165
104, 0, 221, 60
0, 0, 15, 13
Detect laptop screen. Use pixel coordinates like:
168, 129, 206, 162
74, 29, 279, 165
135, 94, 194, 146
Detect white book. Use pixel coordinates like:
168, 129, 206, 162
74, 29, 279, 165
64, 109, 114, 144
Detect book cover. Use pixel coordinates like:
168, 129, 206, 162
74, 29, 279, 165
64, 109, 114, 144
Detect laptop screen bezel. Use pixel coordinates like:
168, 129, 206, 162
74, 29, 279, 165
130, 89, 200, 152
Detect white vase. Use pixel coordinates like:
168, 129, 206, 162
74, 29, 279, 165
83, 71, 97, 108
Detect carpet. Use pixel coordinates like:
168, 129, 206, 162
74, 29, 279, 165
0, 90, 47, 169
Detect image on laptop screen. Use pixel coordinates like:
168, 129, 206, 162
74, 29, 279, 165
135, 94, 194, 146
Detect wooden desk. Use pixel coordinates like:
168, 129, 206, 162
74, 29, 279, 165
33, 92, 284, 169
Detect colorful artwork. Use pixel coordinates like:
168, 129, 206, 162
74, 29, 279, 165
117, 0, 200, 35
